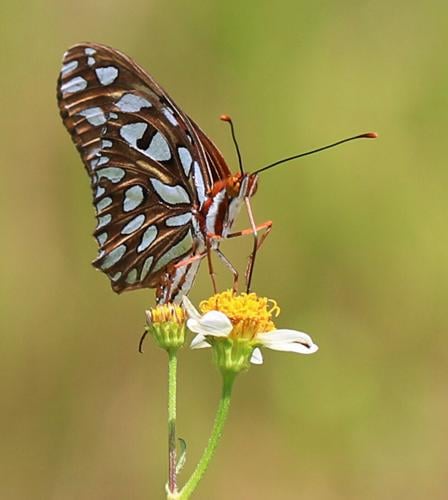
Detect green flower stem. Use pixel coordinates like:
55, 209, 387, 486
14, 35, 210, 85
178, 373, 236, 500
167, 350, 178, 495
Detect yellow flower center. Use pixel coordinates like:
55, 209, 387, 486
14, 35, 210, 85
147, 303, 185, 324
199, 290, 280, 340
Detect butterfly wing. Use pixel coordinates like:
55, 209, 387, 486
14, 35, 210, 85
57, 42, 220, 298
190, 121, 232, 184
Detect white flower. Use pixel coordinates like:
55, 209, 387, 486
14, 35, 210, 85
182, 296, 318, 365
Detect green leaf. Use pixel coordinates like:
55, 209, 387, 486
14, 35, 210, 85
176, 438, 187, 474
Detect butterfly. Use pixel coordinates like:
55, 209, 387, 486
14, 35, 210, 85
57, 43, 272, 304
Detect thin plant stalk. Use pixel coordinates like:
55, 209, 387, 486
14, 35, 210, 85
178, 373, 236, 499
167, 350, 178, 494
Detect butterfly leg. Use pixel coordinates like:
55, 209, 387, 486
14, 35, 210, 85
225, 199, 272, 292
207, 212, 272, 295
172, 248, 218, 295
225, 221, 273, 241
205, 233, 239, 293
244, 197, 272, 292
205, 239, 218, 294
214, 248, 239, 293
173, 252, 206, 269
156, 252, 207, 304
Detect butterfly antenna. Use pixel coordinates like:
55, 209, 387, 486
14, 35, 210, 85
253, 132, 378, 175
220, 114, 245, 175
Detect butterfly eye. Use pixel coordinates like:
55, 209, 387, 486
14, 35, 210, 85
225, 177, 240, 197
248, 176, 258, 197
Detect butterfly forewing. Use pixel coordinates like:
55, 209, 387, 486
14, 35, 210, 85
58, 43, 214, 297
191, 122, 232, 184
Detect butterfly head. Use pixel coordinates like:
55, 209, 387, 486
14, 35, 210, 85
225, 173, 258, 200
214, 173, 258, 239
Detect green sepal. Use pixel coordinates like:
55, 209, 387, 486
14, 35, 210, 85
211, 337, 254, 376
148, 322, 186, 353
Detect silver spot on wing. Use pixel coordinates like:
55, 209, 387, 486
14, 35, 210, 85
97, 214, 112, 229
97, 156, 110, 166
78, 107, 107, 126
162, 107, 178, 126
178, 147, 193, 176
110, 271, 122, 282
165, 213, 192, 227
140, 256, 154, 281
137, 226, 158, 253
120, 122, 147, 146
95, 186, 106, 198
97, 167, 125, 183
193, 161, 206, 205
96, 232, 108, 246
90, 158, 100, 170
150, 178, 190, 205
120, 124, 171, 162
61, 60, 78, 76
152, 230, 193, 273
116, 93, 152, 112
61, 76, 87, 95
96, 197, 112, 212
100, 244, 127, 270
123, 185, 144, 212
125, 268, 138, 284
121, 214, 146, 235
147, 132, 171, 161
95, 66, 119, 86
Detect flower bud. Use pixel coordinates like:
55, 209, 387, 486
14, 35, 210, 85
145, 303, 186, 353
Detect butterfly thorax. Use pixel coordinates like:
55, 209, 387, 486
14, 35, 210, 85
200, 173, 258, 240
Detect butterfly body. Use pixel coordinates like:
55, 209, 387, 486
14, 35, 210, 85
57, 43, 260, 303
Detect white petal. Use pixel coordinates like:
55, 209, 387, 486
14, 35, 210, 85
190, 334, 211, 349
182, 296, 233, 337
250, 347, 264, 365
182, 295, 201, 320
258, 329, 318, 355
264, 340, 318, 355
187, 311, 232, 337
199, 311, 233, 334
257, 329, 312, 344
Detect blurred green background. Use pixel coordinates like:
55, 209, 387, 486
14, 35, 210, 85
2, 1, 447, 499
